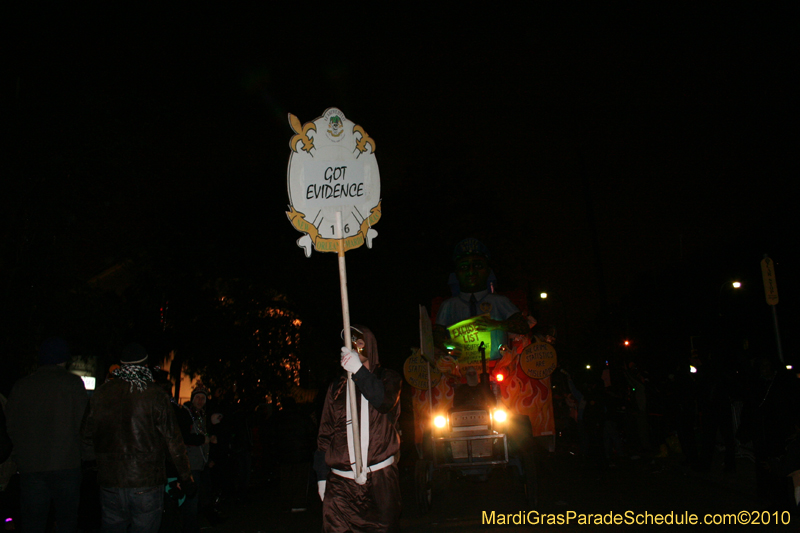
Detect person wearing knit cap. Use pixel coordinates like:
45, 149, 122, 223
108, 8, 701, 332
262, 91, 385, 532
6, 338, 88, 533
112, 343, 153, 393
179, 387, 215, 533
82, 343, 193, 533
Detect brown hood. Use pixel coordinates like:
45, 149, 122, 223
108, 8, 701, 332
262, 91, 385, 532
334, 324, 380, 401
352, 324, 380, 370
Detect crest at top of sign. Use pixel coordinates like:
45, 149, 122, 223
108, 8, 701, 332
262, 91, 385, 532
285, 108, 381, 257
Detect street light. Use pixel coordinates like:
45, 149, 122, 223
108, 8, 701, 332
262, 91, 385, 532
536, 290, 565, 344
718, 280, 742, 316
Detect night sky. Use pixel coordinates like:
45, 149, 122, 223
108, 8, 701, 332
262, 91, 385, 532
4, 4, 797, 384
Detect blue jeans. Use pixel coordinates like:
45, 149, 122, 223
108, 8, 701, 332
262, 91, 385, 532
99, 486, 163, 533
180, 470, 206, 533
19, 468, 82, 533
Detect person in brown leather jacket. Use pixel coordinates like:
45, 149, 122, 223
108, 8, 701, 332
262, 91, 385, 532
82, 343, 193, 533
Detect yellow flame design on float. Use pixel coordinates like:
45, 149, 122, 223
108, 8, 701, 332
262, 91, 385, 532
496, 338, 555, 437
411, 356, 459, 442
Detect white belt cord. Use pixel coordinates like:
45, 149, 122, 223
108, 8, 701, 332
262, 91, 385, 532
331, 455, 395, 480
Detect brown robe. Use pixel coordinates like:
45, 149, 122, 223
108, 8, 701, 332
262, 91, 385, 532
316, 325, 402, 532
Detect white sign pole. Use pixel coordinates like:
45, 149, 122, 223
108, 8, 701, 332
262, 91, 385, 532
336, 211, 364, 481
420, 306, 434, 429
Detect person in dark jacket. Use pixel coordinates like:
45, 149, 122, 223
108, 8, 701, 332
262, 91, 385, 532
268, 396, 316, 512
178, 387, 216, 533
0, 401, 11, 465
6, 337, 88, 533
82, 343, 193, 533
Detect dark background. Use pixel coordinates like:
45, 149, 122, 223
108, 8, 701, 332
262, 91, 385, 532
3, 4, 797, 395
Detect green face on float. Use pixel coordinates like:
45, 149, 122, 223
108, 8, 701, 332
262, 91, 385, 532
455, 254, 490, 294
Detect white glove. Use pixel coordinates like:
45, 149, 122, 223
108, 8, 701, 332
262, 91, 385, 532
340, 346, 363, 374
318, 480, 326, 501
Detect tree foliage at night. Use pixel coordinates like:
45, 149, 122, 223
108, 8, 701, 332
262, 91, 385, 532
171, 278, 304, 403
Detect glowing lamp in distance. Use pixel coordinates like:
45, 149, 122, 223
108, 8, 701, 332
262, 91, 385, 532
494, 409, 507, 423
434, 415, 447, 428
495, 373, 504, 382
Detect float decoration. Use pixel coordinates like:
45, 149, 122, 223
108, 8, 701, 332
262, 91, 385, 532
519, 340, 558, 380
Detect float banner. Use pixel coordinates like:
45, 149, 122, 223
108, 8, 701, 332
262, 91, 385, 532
403, 351, 442, 390
520, 341, 558, 380
447, 315, 493, 364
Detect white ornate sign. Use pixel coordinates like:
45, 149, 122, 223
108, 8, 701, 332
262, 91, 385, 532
286, 108, 381, 256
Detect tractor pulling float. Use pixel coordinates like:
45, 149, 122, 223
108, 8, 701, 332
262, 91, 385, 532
406, 294, 557, 514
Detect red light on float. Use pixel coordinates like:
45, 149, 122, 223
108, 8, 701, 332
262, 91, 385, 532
495, 373, 504, 382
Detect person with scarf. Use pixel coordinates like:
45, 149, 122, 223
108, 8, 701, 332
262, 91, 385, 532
315, 325, 402, 533
82, 343, 193, 533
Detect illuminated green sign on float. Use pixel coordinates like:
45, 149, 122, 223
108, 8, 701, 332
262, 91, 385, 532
446, 315, 494, 365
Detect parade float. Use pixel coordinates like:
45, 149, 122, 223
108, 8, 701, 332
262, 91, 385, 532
406, 273, 556, 512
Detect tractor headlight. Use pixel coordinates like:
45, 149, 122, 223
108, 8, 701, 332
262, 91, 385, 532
493, 409, 507, 423
434, 415, 447, 428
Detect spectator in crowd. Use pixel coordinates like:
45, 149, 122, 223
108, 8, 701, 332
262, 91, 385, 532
6, 337, 88, 533
0, 395, 11, 464
82, 343, 194, 533
179, 387, 216, 533
739, 355, 800, 510
268, 396, 316, 513
152, 369, 185, 533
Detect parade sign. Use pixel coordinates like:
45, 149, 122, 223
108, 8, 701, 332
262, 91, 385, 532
286, 108, 381, 257
419, 305, 435, 364
284, 107, 381, 484
403, 350, 442, 390
520, 340, 557, 379
761, 256, 779, 305
446, 315, 493, 364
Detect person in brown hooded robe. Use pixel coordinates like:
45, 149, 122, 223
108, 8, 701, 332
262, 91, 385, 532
314, 325, 402, 532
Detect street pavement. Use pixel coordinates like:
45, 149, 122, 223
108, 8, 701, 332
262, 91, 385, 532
201, 447, 795, 533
